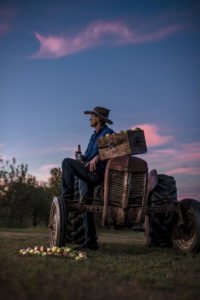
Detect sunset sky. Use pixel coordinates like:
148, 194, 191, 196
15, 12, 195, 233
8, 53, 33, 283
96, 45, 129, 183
0, 0, 199, 200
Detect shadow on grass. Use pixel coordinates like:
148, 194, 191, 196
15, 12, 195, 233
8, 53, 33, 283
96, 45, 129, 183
1, 231, 200, 300
99, 241, 173, 256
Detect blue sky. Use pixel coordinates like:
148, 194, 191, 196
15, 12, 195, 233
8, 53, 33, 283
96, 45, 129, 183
0, 0, 200, 200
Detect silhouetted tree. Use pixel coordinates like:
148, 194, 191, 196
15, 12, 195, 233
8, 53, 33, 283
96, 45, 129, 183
28, 185, 50, 226
48, 167, 62, 197
0, 158, 63, 227
0, 158, 40, 226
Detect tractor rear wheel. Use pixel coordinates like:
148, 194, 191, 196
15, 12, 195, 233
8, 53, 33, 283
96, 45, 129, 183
145, 174, 177, 247
172, 199, 200, 253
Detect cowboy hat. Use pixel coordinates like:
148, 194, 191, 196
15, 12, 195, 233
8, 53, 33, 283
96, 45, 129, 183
84, 106, 113, 124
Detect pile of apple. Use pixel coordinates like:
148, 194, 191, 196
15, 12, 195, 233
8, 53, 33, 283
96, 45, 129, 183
19, 246, 87, 261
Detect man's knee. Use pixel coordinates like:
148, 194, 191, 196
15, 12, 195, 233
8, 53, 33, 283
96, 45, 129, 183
62, 158, 73, 169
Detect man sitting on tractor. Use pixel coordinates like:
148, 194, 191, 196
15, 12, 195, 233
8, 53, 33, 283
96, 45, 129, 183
61, 106, 114, 250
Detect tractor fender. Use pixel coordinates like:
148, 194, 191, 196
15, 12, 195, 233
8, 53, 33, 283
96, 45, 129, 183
147, 169, 158, 198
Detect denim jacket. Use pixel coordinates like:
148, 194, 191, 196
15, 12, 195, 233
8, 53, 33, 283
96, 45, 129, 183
83, 125, 114, 174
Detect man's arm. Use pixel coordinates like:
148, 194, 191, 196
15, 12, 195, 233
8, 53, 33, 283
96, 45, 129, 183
86, 155, 100, 172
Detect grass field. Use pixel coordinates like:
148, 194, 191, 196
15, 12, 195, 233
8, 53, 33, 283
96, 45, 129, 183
0, 227, 200, 300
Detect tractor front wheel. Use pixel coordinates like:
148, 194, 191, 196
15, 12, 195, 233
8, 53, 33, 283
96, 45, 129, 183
49, 196, 67, 248
49, 196, 86, 248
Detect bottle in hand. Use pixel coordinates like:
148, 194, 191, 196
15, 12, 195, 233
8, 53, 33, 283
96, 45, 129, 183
75, 144, 82, 160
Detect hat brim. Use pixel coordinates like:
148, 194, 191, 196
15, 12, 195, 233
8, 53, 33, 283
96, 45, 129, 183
84, 110, 113, 125
84, 110, 94, 114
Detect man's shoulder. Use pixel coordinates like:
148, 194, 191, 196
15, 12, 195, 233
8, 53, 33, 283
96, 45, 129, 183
101, 125, 115, 135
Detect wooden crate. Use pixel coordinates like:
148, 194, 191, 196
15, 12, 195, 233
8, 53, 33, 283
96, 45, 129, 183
98, 128, 147, 160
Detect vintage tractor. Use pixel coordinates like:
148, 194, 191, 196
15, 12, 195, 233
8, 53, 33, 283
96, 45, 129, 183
48, 129, 200, 254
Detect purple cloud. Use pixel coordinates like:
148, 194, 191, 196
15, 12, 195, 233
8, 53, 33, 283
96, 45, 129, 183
131, 124, 174, 147
0, 5, 16, 37
0, 23, 10, 36
130, 124, 200, 200
32, 20, 184, 59
167, 167, 200, 176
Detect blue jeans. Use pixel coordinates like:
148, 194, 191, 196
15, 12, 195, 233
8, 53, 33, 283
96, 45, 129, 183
61, 158, 102, 199
62, 158, 102, 242
79, 180, 97, 242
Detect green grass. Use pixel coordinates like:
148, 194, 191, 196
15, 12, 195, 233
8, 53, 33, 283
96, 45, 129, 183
0, 228, 200, 300
0, 226, 48, 233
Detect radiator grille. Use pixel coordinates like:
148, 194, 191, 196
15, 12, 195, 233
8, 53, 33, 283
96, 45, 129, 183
128, 172, 146, 206
108, 171, 124, 207
108, 170, 146, 207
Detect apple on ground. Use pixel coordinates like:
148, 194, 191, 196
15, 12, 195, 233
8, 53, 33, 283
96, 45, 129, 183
75, 256, 84, 261
56, 248, 63, 254
52, 246, 58, 253
40, 246, 47, 252
34, 246, 40, 251
64, 247, 72, 253
78, 252, 87, 258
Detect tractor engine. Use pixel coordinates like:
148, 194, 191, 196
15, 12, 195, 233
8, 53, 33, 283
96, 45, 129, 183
102, 155, 148, 226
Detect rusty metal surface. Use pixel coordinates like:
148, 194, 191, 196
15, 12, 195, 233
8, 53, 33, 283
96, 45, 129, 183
102, 159, 112, 225
147, 169, 158, 200
67, 203, 103, 213
128, 156, 148, 172
103, 156, 148, 225
107, 155, 148, 172
108, 155, 130, 171
128, 172, 148, 205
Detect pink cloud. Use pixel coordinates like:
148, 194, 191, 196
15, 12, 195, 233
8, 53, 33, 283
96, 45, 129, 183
34, 164, 58, 181
178, 193, 200, 201
39, 164, 58, 173
176, 180, 200, 201
153, 149, 177, 155
135, 129, 200, 200
0, 23, 10, 36
0, 5, 16, 37
32, 20, 184, 58
133, 24, 184, 43
142, 142, 200, 172
176, 143, 200, 163
13, 144, 76, 159
146, 142, 200, 166
132, 124, 174, 147
0, 6, 16, 19
166, 167, 200, 176
32, 22, 134, 58
30, 145, 75, 157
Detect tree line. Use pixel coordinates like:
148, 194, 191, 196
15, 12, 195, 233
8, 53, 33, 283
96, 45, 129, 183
0, 157, 61, 228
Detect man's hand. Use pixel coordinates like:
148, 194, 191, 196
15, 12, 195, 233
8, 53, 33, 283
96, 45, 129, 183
86, 155, 100, 172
